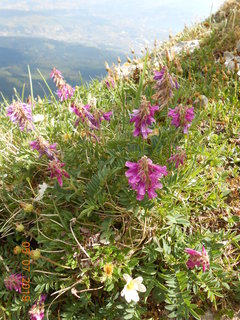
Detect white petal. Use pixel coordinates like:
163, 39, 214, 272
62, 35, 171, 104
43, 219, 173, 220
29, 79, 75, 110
136, 283, 146, 293
134, 276, 143, 284
123, 274, 132, 283
130, 289, 139, 302
121, 286, 127, 297
124, 289, 138, 303
124, 291, 132, 303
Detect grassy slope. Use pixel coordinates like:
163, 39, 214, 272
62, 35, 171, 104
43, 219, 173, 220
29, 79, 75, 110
0, 1, 239, 319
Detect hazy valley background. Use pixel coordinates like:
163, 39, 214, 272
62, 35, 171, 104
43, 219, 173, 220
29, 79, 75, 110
0, 0, 225, 100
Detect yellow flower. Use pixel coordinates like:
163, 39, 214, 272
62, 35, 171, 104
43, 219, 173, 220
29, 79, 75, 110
13, 246, 22, 255
103, 264, 113, 278
63, 133, 72, 141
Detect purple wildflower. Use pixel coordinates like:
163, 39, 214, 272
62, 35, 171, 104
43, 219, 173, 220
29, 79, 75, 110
168, 105, 194, 134
167, 146, 186, 168
125, 156, 168, 201
70, 99, 112, 130
152, 67, 179, 107
185, 246, 210, 272
30, 136, 57, 159
50, 67, 65, 87
51, 67, 75, 101
153, 68, 166, 82
4, 273, 22, 293
57, 84, 75, 102
6, 101, 34, 132
48, 159, 70, 186
29, 294, 47, 320
106, 77, 115, 89
86, 108, 112, 130
130, 97, 159, 139
70, 102, 90, 126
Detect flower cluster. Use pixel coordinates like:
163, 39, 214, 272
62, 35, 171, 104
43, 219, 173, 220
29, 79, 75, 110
125, 156, 167, 201
30, 136, 57, 159
70, 101, 90, 126
167, 146, 186, 168
29, 135, 69, 186
29, 294, 47, 320
51, 67, 75, 101
70, 100, 112, 130
48, 159, 70, 187
6, 101, 34, 132
105, 77, 115, 89
130, 96, 159, 139
4, 273, 22, 293
168, 105, 194, 133
185, 246, 210, 272
152, 67, 179, 108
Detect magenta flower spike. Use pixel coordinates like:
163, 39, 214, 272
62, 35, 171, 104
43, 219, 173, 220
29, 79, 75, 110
4, 273, 22, 293
29, 294, 47, 320
57, 84, 75, 102
185, 246, 210, 272
70, 102, 112, 129
30, 136, 57, 160
125, 156, 167, 201
50, 67, 65, 87
167, 146, 186, 168
106, 77, 115, 89
51, 67, 75, 101
87, 109, 112, 130
130, 97, 159, 139
70, 102, 90, 126
6, 101, 34, 132
48, 159, 70, 186
154, 67, 179, 89
168, 105, 194, 134
152, 67, 179, 107
153, 68, 166, 82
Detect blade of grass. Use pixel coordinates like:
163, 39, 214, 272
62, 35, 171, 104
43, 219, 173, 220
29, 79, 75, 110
28, 65, 34, 104
135, 51, 149, 108
37, 68, 57, 104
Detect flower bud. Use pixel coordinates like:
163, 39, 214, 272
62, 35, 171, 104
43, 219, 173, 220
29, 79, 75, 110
13, 246, 22, 255
21, 203, 34, 213
16, 223, 24, 232
30, 249, 41, 260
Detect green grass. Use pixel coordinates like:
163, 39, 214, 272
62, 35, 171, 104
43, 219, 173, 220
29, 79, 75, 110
0, 2, 240, 319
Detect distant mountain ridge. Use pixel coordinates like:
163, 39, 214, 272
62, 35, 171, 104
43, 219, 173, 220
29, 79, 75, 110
0, 36, 126, 100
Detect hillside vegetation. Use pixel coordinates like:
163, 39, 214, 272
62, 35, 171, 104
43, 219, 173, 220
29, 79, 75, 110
0, 1, 239, 319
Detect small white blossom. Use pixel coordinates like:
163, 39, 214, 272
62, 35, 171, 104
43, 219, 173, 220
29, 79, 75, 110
34, 182, 49, 201
33, 114, 44, 122
121, 274, 146, 303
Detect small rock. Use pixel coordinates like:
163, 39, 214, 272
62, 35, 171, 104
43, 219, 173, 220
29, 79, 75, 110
224, 51, 235, 60
193, 95, 209, 108
201, 310, 214, 320
223, 51, 240, 73
236, 40, 240, 54
171, 40, 200, 55
233, 309, 240, 320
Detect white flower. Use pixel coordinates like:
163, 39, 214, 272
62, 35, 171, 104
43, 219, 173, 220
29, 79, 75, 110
87, 94, 97, 108
33, 114, 44, 122
121, 274, 146, 303
34, 182, 48, 201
